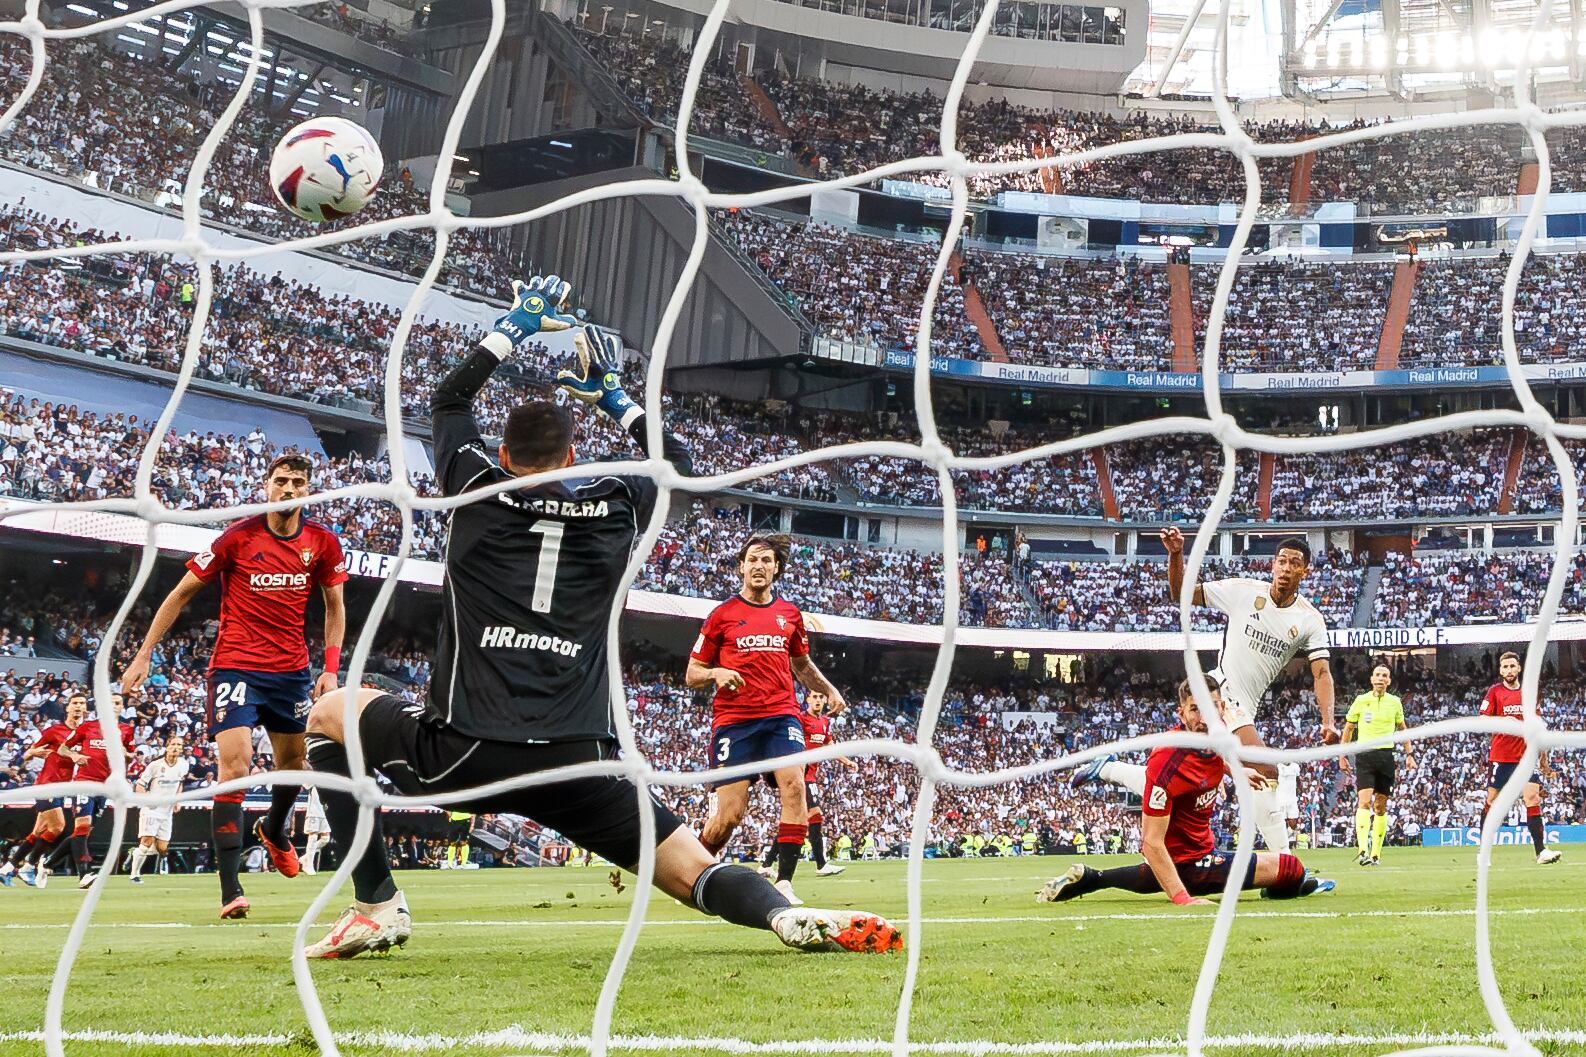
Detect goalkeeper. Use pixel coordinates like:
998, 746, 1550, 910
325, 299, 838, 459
304, 275, 902, 958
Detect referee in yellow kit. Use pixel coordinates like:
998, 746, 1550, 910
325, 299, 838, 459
1340, 663, 1415, 866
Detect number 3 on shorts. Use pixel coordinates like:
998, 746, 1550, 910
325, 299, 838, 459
215, 681, 248, 712
716, 736, 731, 764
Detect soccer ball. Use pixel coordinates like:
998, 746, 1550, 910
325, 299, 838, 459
268, 116, 383, 223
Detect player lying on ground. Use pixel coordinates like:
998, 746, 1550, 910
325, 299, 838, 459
688, 535, 849, 905
1480, 651, 1562, 865
759, 691, 856, 879
1039, 680, 1335, 905
303, 275, 903, 958
121, 451, 347, 917
0, 694, 86, 887
1339, 663, 1413, 867
129, 734, 190, 883
1071, 531, 1336, 852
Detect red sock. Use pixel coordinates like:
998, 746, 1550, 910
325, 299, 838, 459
1527, 804, 1542, 819
807, 809, 824, 826
1275, 853, 1306, 889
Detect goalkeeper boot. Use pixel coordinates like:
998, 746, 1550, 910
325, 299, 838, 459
1069, 753, 1116, 790
254, 818, 301, 878
306, 895, 411, 959
770, 908, 903, 953
1036, 864, 1090, 903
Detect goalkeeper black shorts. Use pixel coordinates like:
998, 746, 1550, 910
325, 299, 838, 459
357, 694, 682, 869
1354, 749, 1396, 794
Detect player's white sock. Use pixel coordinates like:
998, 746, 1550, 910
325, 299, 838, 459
1251, 783, 1290, 852
1098, 762, 1147, 797
304, 835, 322, 874
129, 848, 148, 880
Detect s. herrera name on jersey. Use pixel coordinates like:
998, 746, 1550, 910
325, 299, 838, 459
479, 625, 585, 656
496, 494, 610, 517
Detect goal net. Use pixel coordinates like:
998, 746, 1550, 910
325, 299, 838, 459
0, 0, 1580, 1054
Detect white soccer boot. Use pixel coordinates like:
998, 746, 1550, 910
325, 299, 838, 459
34, 866, 48, 889
1035, 864, 1088, 903
305, 894, 412, 958
770, 907, 904, 953
773, 879, 804, 907
77, 871, 98, 890
815, 863, 846, 876
1538, 849, 1563, 865
757, 865, 777, 881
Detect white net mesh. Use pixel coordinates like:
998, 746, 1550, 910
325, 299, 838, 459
1, 0, 1584, 1054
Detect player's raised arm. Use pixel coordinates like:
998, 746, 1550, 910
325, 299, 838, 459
1160, 527, 1205, 607
432, 275, 577, 496
120, 571, 210, 691
557, 323, 693, 476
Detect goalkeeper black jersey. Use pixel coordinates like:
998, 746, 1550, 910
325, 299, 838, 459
425, 342, 689, 743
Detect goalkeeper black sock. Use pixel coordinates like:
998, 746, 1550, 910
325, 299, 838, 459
306, 735, 396, 905
691, 863, 788, 929
1527, 807, 1547, 854
809, 818, 826, 869
212, 791, 246, 903
265, 782, 300, 847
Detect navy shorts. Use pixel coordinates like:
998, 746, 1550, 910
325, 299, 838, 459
709, 714, 807, 789
207, 667, 313, 736
1489, 761, 1543, 790
33, 797, 65, 813
1176, 852, 1259, 896
73, 795, 107, 820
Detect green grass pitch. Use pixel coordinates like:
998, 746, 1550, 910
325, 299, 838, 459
0, 848, 1582, 1057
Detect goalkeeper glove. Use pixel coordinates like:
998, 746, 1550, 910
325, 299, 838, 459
558, 323, 639, 429
492, 274, 576, 348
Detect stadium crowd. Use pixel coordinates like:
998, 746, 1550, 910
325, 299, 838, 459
1373, 549, 1586, 628
9, 630, 1582, 866
1265, 431, 1512, 521
1192, 259, 1393, 373
0, 36, 527, 299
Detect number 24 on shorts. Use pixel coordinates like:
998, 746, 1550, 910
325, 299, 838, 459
214, 680, 247, 721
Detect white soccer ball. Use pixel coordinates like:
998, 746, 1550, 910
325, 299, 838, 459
268, 116, 384, 223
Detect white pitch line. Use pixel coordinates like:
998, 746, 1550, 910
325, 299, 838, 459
0, 905, 1576, 931
1, 1026, 1584, 1054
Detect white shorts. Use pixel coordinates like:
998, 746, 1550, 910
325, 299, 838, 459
1217, 697, 1256, 734
304, 813, 329, 834
1276, 794, 1300, 819
137, 808, 173, 842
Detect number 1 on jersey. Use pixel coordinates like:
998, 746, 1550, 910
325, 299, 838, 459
528, 522, 564, 613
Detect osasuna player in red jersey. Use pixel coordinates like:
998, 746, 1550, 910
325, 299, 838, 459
688, 534, 848, 906
1038, 681, 1335, 905
760, 691, 857, 878
1480, 652, 1562, 865
56, 706, 137, 887
1, 694, 87, 888
121, 452, 348, 918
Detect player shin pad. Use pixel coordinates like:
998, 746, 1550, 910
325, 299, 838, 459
691, 862, 788, 929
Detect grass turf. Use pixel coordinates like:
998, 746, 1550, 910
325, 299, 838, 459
0, 848, 1582, 1057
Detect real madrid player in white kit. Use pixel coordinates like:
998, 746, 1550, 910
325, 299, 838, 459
1073, 531, 1337, 852
130, 735, 190, 883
